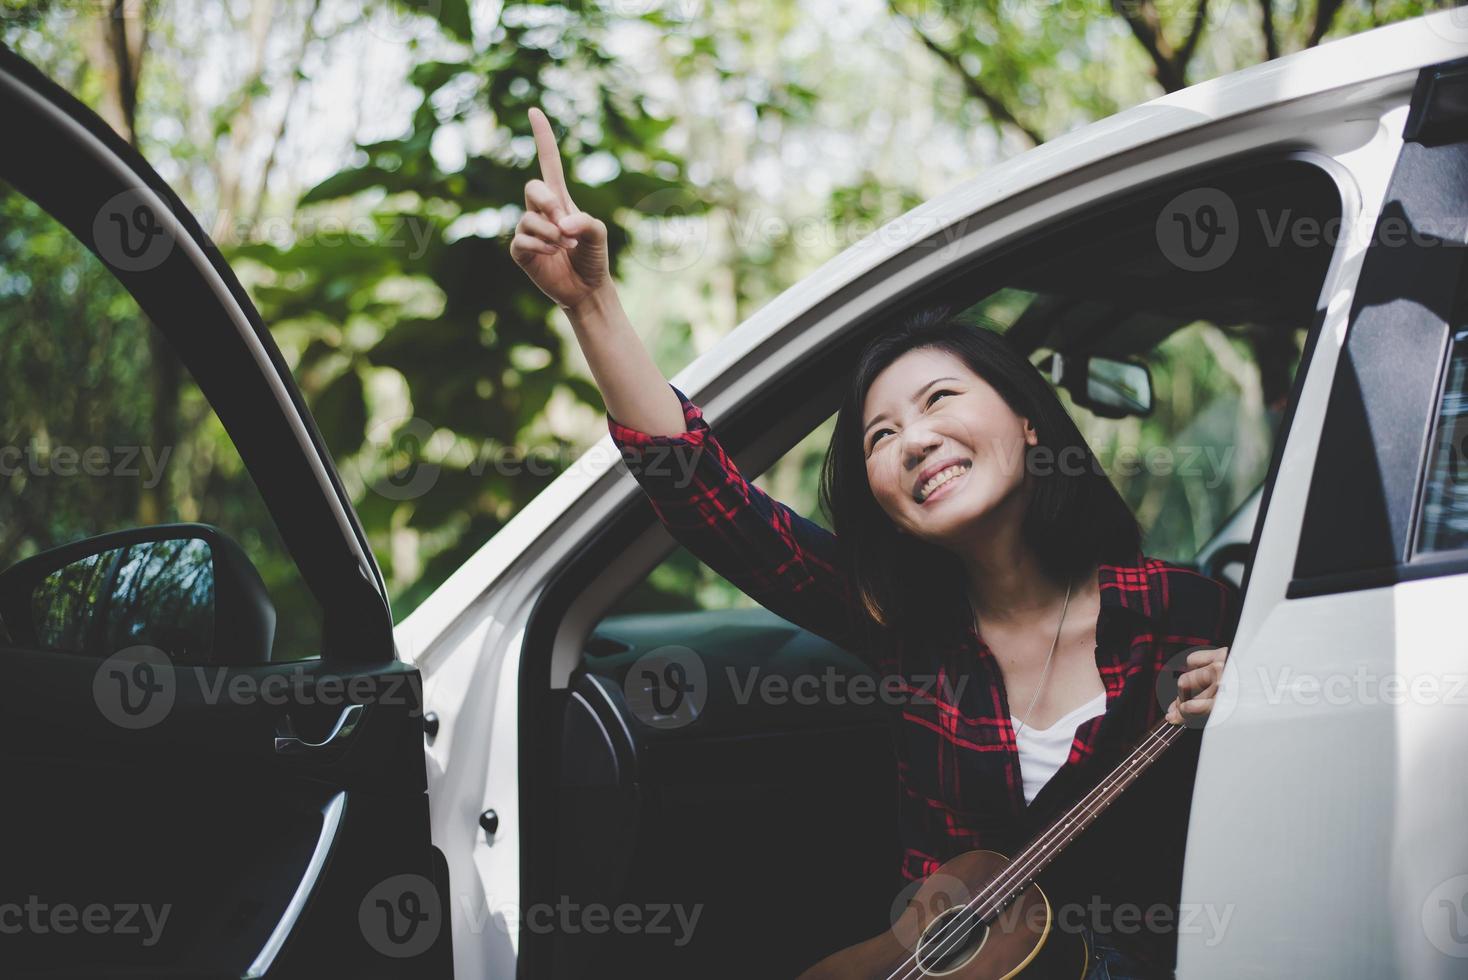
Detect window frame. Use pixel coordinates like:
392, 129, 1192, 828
563, 148, 1355, 660
601, 151, 1351, 615
1288, 129, 1468, 596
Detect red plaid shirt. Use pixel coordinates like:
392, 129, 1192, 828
608, 382, 1241, 971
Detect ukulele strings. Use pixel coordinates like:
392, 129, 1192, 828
883, 720, 1181, 980
973, 722, 1183, 917
885, 722, 1180, 980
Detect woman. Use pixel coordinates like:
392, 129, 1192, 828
511, 106, 1237, 979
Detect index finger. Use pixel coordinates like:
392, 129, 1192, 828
529, 107, 574, 210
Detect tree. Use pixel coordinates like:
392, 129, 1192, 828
884, 0, 1451, 149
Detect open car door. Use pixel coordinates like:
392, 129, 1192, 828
1179, 53, 1468, 979
0, 45, 450, 977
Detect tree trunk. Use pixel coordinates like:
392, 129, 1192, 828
93, 0, 181, 525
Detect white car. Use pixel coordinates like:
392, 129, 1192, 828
3, 10, 1467, 978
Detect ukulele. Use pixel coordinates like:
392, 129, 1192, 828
797, 717, 1193, 980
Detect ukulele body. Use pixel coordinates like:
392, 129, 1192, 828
797, 849, 1091, 980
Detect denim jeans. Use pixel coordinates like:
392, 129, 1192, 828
1082, 927, 1159, 980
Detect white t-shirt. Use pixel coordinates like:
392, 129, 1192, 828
1012, 691, 1108, 805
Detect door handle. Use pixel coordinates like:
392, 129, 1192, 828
275, 703, 365, 755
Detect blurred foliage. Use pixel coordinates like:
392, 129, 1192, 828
0, 182, 324, 657
1058, 322, 1292, 564
230, 0, 791, 615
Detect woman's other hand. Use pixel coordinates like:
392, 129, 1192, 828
1165, 645, 1228, 726
511, 106, 611, 312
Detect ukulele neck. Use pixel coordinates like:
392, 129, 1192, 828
982, 719, 1187, 915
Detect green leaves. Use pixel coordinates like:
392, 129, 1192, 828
233, 1, 704, 620
300, 166, 404, 205
409, 59, 473, 96
394, 0, 472, 42
312, 366, 368, 458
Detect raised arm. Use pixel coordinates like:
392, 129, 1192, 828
510, 106, 684, 438
510, 107, 870, 656
607, 381, 871, 655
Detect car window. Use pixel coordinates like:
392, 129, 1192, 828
971, 293, 1305, 564
1416, 324, 1468, 556
0, 178, 324, 661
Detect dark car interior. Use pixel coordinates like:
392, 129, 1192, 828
528, 157, 1343, 978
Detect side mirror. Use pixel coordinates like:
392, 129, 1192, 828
1039, 352, 1154, 419
0, 524, 276, 664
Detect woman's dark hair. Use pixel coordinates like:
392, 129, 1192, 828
818, 304, 1142, 646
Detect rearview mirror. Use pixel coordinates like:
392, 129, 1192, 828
0, 524, 277, 664
1039, 352, 1154, 419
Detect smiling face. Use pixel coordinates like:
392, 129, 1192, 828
861, 347, 1038, 547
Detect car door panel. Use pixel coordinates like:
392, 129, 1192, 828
0, 45, 447, 978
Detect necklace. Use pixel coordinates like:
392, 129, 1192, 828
972, 575, 1073, 739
